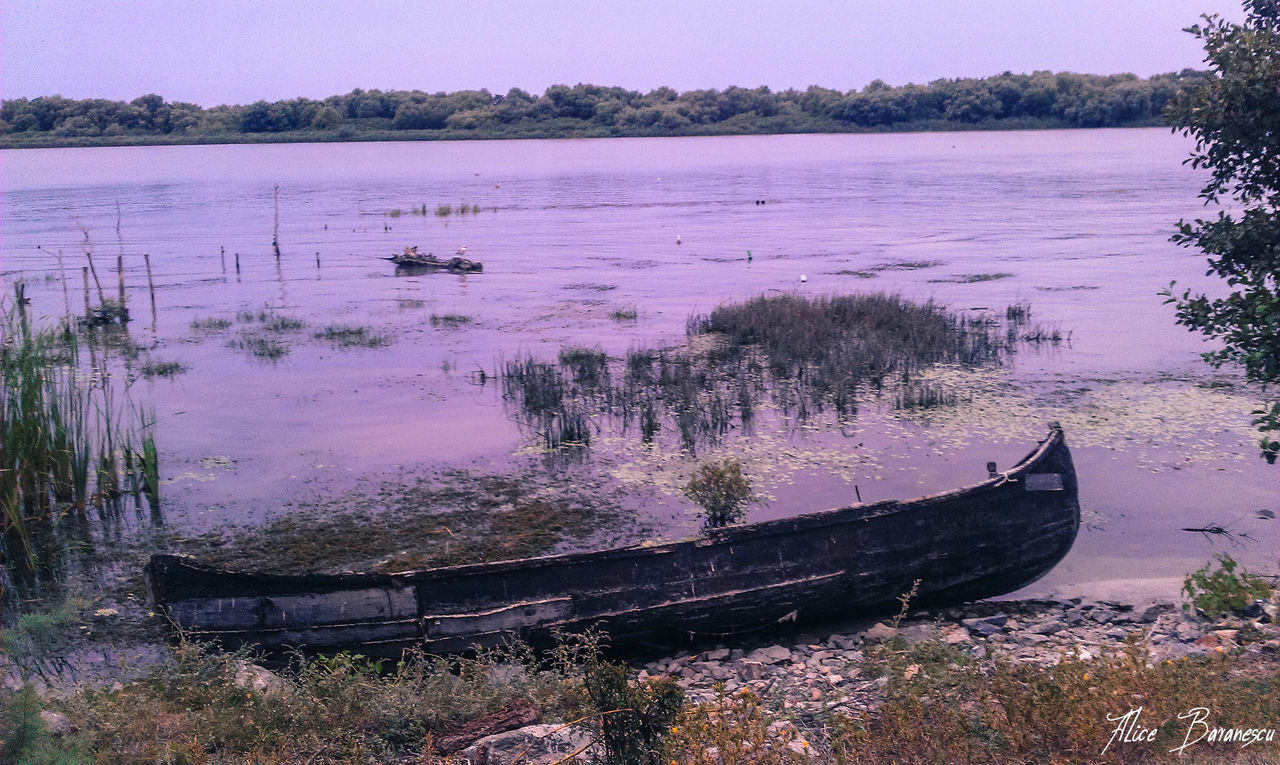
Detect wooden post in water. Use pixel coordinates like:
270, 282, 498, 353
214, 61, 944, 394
220, 246, 227, 275
82, 266, 92, 319
85, 251, 106, 305
144, 253, 157, 323
14, 282, 28, 335
235, 252, 241, 274
315, 251, 320, 269
272, 184, 281, 259
116, 254, 127, 317
56, 249, 72, 323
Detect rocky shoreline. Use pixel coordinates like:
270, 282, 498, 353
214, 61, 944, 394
9, 593, 1277, 763
463, 595, 1280, 763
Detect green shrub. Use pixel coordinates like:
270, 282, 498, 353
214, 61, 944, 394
682, 458, 755, 528
584, 660, 683, 765
1182, 553, 1274, 618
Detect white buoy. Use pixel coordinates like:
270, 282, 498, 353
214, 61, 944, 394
800, 274, 807, 283
456, 245, 467, 256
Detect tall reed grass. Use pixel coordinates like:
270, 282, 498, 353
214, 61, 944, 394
503, 293, 1018, 454
1, 303, 159, 588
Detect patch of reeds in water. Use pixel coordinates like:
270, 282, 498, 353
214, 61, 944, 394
430, 313, 472, 328
314, 324, 392, 348
502, 293, 1027, 454
1, 303, 159, 591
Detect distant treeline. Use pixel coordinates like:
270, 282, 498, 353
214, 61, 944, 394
0, 70, 1211, 148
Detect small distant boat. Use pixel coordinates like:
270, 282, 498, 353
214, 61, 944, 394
146, 425, 1079, 657
386, 246, 482, 273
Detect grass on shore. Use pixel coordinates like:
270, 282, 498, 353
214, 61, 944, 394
4, 626, 1277, 764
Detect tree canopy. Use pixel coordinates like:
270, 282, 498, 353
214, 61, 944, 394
1165, 0, 1280, 462
1, 70, 1210, 148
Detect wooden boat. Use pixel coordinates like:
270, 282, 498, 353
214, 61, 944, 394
146, 424, 1079, 657
386, 246, 482, 273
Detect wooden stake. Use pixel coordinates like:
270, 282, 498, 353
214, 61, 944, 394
220, 246, 227, 275
14, 281, 26, 314
85, 251, 105, 304
315, 251, 320, 269
235, 252, 241, 274
117, 254, 126, 309
144, 253, 156, 322
56, 249, 71, 322
272, 184, 281, 259
82, 266, 92, 318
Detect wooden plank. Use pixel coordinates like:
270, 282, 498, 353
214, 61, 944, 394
180, 619, 422, 649
425, 597, 573, 637
166, 586, 416, 630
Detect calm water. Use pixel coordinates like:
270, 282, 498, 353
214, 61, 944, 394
1, 129, 1275, 598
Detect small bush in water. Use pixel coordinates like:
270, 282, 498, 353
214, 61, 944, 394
682, 458, 754, 528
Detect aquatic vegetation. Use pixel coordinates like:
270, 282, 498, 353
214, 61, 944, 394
189, 316, 231, 331
175, 468, 635, 575
928, 272, 1015, 283
869, 260, 943, 272
610, 305, 639, 321
1016, 322, 1070, 345
261, 315, 306, 332
140, 360, 186, 378
504, 293, 1018, 454
565, 283, 617, 292
430, 313, 472, 327
314, 324, 392, 348
1, 303, 160, 588
682, 458, 755, 528
894, 380, 965, 410
230, 333, 290, 360
81, 297, 129, 328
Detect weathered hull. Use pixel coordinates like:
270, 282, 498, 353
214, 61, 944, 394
147, 426, 1079, 657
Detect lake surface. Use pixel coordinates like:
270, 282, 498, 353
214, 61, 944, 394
2, 128, 1275, 600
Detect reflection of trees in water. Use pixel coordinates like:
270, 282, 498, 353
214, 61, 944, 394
503, 294, 1022, 455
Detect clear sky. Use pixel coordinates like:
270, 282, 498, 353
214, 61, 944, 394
0, 0, 1245, 106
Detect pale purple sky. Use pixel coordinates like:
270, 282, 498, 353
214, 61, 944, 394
0, 0, 1244, 106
